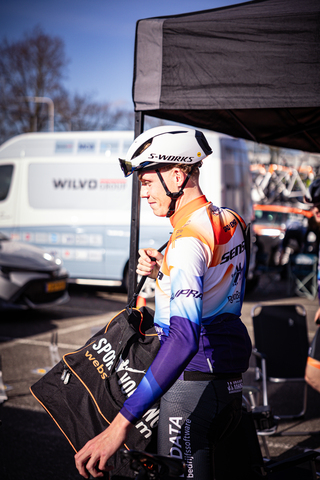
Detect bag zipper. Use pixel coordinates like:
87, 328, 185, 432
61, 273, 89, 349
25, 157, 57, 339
61, 361, 72, 385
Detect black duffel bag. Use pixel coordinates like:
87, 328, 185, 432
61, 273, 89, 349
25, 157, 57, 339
30, 304, 160, 478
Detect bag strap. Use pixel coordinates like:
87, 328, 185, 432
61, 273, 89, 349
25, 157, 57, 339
224, 208, 251, 279
127, 240, 169, 309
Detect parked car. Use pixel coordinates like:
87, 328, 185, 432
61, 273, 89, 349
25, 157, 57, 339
0, 232, 69, 309
252, 204, 313, 271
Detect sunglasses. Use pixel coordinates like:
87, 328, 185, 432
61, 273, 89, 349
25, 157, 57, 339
119, 159, 153, 178
118, 159, 134, 177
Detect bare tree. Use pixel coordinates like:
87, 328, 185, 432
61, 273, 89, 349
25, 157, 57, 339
55, 92, 132, 131
0, 27, 135, 144
0, 26, 68, 141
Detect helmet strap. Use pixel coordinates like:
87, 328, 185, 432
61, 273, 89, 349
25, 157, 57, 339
156, 166, 195, 217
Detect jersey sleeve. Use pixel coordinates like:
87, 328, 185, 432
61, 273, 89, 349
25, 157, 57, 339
120, 236, 206, 423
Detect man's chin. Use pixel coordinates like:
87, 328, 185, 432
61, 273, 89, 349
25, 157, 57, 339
151, 207, 166, 217
153, 210, 166, 217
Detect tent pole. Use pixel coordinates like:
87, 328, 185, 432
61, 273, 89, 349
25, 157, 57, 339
127, 111, 145, 303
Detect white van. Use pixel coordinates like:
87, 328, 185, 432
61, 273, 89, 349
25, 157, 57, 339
0, 130, 253, 290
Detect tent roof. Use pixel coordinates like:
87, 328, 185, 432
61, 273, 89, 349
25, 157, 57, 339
133, 0, 320, 153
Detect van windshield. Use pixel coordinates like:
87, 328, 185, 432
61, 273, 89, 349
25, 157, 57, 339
0, 165, 14, 201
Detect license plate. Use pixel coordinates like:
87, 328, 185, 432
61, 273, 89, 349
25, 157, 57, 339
46, 280, 67, 293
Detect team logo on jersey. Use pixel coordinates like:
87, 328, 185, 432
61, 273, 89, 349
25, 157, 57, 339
223, 219, 237, 232
232, 263, 243, 286
228, 290, 241, 304
170, 289, 203, 301
220, 241, 245, 265
209, 204, 221, 216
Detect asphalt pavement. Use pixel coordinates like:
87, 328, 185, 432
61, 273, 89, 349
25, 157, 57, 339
1, 275, 320, 479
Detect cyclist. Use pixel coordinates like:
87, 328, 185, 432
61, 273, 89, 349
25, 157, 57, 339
75, 126, 252, 479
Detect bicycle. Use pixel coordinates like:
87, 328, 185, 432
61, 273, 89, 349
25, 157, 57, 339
120, 449, 186, 480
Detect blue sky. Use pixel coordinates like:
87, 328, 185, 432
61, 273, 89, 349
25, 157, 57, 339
0, 0, 243, 110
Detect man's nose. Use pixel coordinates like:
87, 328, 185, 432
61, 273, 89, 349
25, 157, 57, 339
140, 186, 149, 198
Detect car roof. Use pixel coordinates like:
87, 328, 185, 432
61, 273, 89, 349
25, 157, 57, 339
253, 204, 313, 218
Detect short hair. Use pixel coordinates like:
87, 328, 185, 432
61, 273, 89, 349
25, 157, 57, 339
138, 161, 203, 181
159, 161, 203, 177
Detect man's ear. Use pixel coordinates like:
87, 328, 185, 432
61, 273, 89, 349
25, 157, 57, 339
173, 167, 187, 189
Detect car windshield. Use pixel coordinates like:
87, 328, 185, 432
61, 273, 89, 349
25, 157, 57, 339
254, 209, 308, 228
254, 210, 287, 226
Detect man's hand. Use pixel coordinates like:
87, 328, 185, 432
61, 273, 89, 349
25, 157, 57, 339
137, 248, 164, 280
74, 413, 133, 478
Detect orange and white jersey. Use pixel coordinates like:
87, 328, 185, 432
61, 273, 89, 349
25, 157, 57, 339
155, 195, 247, 332
121, 195, 251, 423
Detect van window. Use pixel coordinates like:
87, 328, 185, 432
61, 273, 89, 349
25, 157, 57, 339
0, 164, 14, 201
100, 141, 119, 156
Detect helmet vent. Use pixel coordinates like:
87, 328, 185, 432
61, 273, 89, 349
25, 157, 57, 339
131, 139, 153, 160
195, 130, 212, 156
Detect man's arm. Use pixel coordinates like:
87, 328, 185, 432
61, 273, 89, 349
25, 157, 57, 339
74, 412, 133, 478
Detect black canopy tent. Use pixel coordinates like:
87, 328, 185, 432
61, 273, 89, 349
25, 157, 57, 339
127, 0, 320, 300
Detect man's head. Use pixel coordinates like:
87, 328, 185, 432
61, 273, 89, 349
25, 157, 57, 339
119, 126, 212, 178
305, 178, 320, 224
119, 126, 212, 217
139, 163, 202, 217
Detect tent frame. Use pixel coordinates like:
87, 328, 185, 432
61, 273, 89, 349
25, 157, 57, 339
127, 111, 144, 302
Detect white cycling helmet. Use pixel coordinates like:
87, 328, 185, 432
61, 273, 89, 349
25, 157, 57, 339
119, 125, 212, 178
119, 126, 212, 217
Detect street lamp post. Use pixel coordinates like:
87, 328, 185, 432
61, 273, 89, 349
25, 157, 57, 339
23, 96, 54, 132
